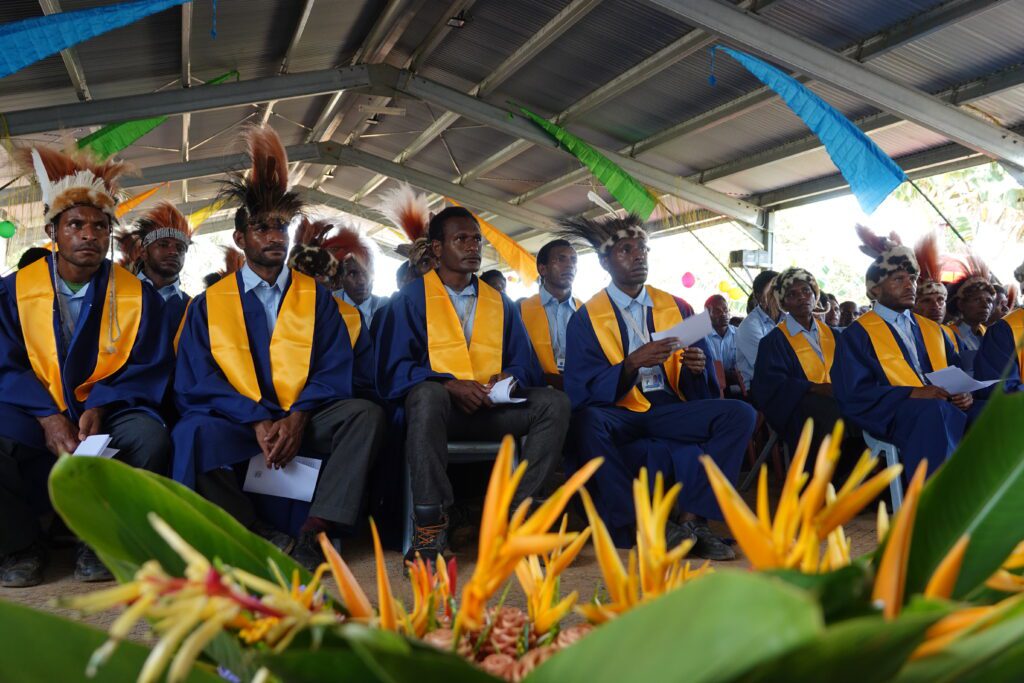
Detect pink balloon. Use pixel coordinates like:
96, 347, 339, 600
681, 272, 696, 288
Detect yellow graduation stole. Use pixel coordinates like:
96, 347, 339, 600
520, 292, 582, 374
16, 258, 142, 411
1002, 309, 1024, 381
336, 299, 362, 349
941, 324, 960, 353
777, 318, 835, 383
585, 286, 685, 413
173, 300, 191, 354
858, 310, 948, 387
423, 270, 503, 383
206, 269, 316, 411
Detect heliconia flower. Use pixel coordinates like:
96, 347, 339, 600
318, 531, 374, 619
370, 518, 399, 631
923, 534, 971, 600
872, 461, 927, 619
514, 516, 591, 635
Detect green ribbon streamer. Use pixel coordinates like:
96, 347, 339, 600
519, 106, 657, 220
78, 70, 239, 159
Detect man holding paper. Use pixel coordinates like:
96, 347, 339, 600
375, 207, 569, 564
171, 126, 385, 571
833, 226, 980, 480
561, 214, 755, 560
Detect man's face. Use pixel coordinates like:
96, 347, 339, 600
432, 216, 482, 274
824, 300, 840, 327
49, 205, 111, 270
783, 281, 815, 319
839, 302, 858, 326
706, 296, 729, 331
989, 292, 1009, 324
539, 245, 577, 292
145, 237, 186, 280
600, 237, 648, 288
874, 270, 918, 311
342, 258, 372, 304
960, 289, 994, 327
234, 221, 288, 268
914, 291, 947, 323
484, 273, 507, 293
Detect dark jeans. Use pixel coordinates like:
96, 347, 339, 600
0, 411, 170, 555
196, 399, 385, 529
403, 382, 571, 509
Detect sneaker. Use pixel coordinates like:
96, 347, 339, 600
404, 515, 450, 567
290, 531, 324, 573
252, 521, 295, 554
0, 543, 46, 588
665, 519, 697, 550
684, 521, 736, 561
74, 544, 114, 582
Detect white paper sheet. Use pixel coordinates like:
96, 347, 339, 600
243, 455, 322, 502
924, 366, 999, 394
488, 376, 527, 404
73, 434, 119, 458
650, 310, 714, 347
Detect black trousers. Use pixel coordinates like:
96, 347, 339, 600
0, 411, 170, 555
196, 399, 385, 529
784, 392, 865, 479
403, 381, 571, 509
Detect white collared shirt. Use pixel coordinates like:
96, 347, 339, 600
240, 263, 290, 336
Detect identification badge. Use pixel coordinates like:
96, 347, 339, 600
640, 367, 665, 393
556, 356, 565, 372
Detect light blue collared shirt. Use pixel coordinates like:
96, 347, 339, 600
956, 321, 983, 376
704, 324, 738, 372
783, 313, 823, 362
606, 283, 667, 392
56, 278, 91, 341
540, 286, 577, 368
138, 271, 185, 303
445, 281, 478, 345
873, 302, 922, 375
240, 263, 290, 336
336, 291, 389, 329
736, 305, 778, 386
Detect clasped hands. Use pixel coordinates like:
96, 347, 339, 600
255, 410, 309, 469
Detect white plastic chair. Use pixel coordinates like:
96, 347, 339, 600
863, 432, 903, 512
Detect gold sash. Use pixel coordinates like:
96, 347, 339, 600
207, 270, 316, 411
1003, 309, 1024, 381
423, 270, 503, 383
173, 299, 191, 354
858, 310, 948, 387
520, 292, 581, 375
777, 318, 835, 383
942, 324, 960, 353
336, 299, 362, 350
585, 286, 685, 413
16, 259, 142, 411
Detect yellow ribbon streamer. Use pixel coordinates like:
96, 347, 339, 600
188, 198, 228, 232
446, 198, 539, 285
114, 183, 167, 219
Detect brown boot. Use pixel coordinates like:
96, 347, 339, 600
405, 505, 449, 566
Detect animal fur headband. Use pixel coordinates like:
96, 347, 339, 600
856, 224, 918, 300
134, 201, 192, 248
558, 213, 647, 255
772, 267, 820, 308
18, 146, 128, 224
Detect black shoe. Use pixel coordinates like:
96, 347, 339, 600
404, 514, 450, 568
665, 519, 697, 550
684, 521, 736, 561
290, 531, 324, 573
74, 544, 114, 582
0, 543, 46, 587
252, 521, 295, 554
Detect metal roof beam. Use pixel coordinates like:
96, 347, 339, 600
0, 66, 374, 137
180, 2, 193, 202
38, 0, 92, 102
259, 0, 317, 125
647, 0, 1024, 166
349, 0, 604, 202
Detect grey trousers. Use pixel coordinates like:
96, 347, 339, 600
196, 399, 385, 529
0, 411, 170, 555
403, 382, 571, 509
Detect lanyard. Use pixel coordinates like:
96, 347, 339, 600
613, 298, 650, 350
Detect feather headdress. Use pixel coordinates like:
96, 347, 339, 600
914, 233, 946, 297
855, 224, 918, 300
17, 146, 129, 224
948, 252, 994, 304
558, 213, 647, 255
132, 201, 192, 249
221, 247, 246, 276
288, 217, 339, 282
115, 231, 143, 272
375, 182, 431, 265
219, 125, 303, 231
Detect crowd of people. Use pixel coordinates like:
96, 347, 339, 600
2, 124, 1021, 590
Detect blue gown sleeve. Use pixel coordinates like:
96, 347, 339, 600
750, 328, 810, 432
673, 298, 719, 400
290, 286, 352, 412
832, 322, 913, 437
0, 272, 61, 416
501, 293, 543, 388
564, 306, 626, 409
975, 319, 1021, 392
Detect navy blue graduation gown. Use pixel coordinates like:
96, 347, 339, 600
171, 270, 352, 487
975, 318, 1022, 393
0, 256, 172, 450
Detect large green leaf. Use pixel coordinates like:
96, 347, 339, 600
48, 455, 308, 582
766, 560, 875, 623
906, 391, 1024, 598
525, 571, 822, 683
0, 599, 221, 683
736, 612, 940, 683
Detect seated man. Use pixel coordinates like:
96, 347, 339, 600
833, 226, 978, 480
561, 214, 756, 560
946, 260, 995, 376
913, 233, 957, 350
838, 300, 860, 328
519, 238, 580, 389
375, 207, 570, 563
988, 284, 1010, 326
703, 294, 740, 396
735, 269, 779, 388
128, 202, 192, 335
976, 305, 1024, 392
172, 126, 385, 570
480, 269, 508, 295
0, 145, 172, 587
323, 225, 388, 329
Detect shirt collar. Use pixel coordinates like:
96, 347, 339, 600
56, 278, 91, 300
240, 263, 290, 294
444, 279, 477, 297
607, 282, 651, 309
540, 285, 576, 308
784, 312, 818, 337
137, 271, 183, 299
755, 305, 777, 324
873, 302, 916, 327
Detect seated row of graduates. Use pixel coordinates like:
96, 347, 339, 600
0, 127, 756, 588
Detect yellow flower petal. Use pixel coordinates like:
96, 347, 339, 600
815, 465, 902, 538
877, 502, 890, 545
872, 461, 927, 619
318, 532, 373, 619
924, 534, 970, 600
370, 519, 397, 631
756, 465, 771, 531
701, 455, 778, 569
579, 488, 629, 604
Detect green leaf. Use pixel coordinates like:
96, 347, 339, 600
48, 455, 308, 583
906, 391, 1024, 598
0, 598, 222, 683
519, 106, 658, 220
766, 561, 875, 622
735, 612, 940, 683
525, 571, 822, 683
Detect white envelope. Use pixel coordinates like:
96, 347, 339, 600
651, 310, 714, 347
924, 366, 999, 394
489, 376, 527, 404
243, 455, 322, 502
73, 434, 119, 458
